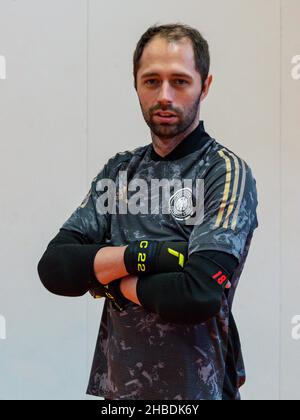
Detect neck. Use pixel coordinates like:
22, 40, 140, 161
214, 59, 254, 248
151, 118, 200, 158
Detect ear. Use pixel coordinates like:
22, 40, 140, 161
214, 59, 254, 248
200, 74, 213, 101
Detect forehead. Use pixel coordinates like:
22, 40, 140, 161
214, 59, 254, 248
138, 36, 197, 77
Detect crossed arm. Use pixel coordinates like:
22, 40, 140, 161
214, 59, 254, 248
38, 228, 239, 324
37, 228, 140, 304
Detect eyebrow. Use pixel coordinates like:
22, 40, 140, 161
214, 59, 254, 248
141, 72, 193, 80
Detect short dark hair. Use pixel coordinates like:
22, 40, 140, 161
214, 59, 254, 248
133, 23, 210, 91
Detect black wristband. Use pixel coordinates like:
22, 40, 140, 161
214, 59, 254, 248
107, 279, 130, 312
155, 242, 188, 274
89, 278, 130, 312
124, 240, 188, 275
124, 240, 161, 275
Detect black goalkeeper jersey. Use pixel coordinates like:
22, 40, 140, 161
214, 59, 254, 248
61, 120, 259, 400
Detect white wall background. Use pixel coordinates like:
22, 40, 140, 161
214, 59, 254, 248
0, 0, 299, 400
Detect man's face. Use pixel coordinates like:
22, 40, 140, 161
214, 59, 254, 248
136, 36, 203, 139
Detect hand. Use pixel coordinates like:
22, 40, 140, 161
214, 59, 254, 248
120, 275, 141, 306
89, 277, 131, 312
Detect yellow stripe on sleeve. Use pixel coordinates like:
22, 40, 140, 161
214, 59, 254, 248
223, 152, 240, 229
214, 149, 232, 228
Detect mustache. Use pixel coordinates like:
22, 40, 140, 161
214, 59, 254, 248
150, 106, 180, 115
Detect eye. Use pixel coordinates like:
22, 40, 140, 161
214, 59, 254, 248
144, 79, 189, 87
173, 79, 188, 85
145, 79, 159, 86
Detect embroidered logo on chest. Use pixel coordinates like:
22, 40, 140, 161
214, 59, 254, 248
169, 188, 194, 221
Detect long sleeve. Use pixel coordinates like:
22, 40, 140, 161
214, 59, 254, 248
37, 228, 107, 297
136, 249, 239, 325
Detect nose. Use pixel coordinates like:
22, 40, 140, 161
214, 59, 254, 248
156, 81, 174, 106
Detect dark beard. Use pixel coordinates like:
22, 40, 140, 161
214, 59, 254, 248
140, 94, 201, 140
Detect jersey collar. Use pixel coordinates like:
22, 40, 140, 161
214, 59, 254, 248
149, 120, 212, 161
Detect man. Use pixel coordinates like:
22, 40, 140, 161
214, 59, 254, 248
37, 23, 259, 400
